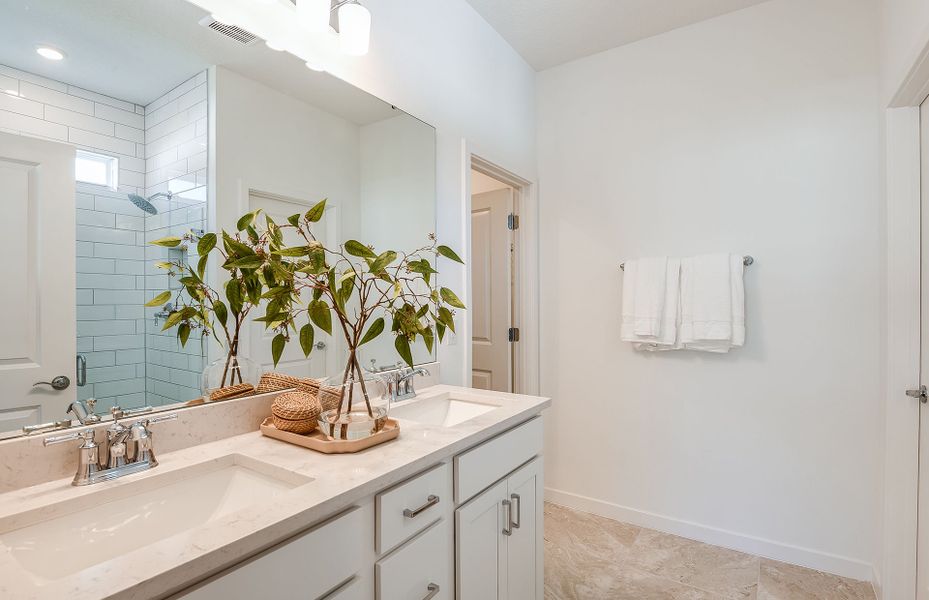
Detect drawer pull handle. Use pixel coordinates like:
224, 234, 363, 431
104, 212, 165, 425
423, 583, 440, 599
404, 494, 440, 518
510, 493, 521, 530
502, 499, 513, 536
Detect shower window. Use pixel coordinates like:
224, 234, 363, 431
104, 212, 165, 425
75, 150, 118, 190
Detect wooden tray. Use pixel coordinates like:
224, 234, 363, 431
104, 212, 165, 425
260, 417, 400, 454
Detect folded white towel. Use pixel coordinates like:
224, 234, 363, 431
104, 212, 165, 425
622, 257, 680, 350
680, 254, 745, 353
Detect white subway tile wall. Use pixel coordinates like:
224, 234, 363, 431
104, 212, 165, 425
143, 72, 208, 407
0, 64, 209, 412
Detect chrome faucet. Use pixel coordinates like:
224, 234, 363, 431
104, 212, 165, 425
387, 367, 431, 403
43, 413, 177, 486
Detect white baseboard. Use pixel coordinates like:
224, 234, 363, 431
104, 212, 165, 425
545, 487, 875, 583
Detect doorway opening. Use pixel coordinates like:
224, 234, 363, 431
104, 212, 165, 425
469, 163, 521, 393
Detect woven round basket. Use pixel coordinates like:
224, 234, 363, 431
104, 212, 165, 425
257, 372, 303, 394
209, 382, 255, 402
271, 391, 322, 434
297, 377, 324, 396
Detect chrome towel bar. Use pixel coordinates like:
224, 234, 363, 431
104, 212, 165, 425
620, 255, 754, 271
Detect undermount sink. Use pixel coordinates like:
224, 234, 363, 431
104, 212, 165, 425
390, 392, 501, 427
0, 454, 311, 582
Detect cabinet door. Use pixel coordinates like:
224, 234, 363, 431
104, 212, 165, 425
506, 458, 543, 600
456, 479, 508, 600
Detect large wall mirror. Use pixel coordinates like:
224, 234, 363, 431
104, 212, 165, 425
0, 0, 436, 440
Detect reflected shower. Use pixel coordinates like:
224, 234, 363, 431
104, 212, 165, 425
127, 191, 173, 215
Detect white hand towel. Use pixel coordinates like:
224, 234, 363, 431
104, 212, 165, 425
680, 254, 745, 353
622, 257, 680, 350
633, 256, 668, 337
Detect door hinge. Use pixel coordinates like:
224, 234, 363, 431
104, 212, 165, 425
507, 213, 519, 230
508, 327, 520, 342
906, 385, 928, 403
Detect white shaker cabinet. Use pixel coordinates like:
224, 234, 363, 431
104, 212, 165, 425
455, 457, 543, 600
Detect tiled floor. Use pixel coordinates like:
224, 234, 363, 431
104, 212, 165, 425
544, 503, 876, 600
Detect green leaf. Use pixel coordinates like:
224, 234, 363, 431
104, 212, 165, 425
436, 321, 446, 343
422, 326, 434, 354
197, 232, 217, 255
359, 318, 385, 346
437, 306, 456, 334
369, 250, 398, 274
150, 236, 182, 248
145, 291, 171, 307
309, 299, 332, 335
345, 240, 377, 259
395, 335, 414, 368
154, 261, 174, 271
214, 300, 228, 327
305, 198, 327, 223
227, 255, 264, 270
274, 246, 309, 257
222, 232, 255, 258
299, 323, 315, 357
287, 213, 301, 227
178, 323, 191, 346
437, 245, 464, 264
237, 210, 261, 231
244, 274, 262, 305
440, 287, 466, 309
162, 310, 184, 331
271, 333, 286, 367
226, 280, 243, 315
197, 255, 208, 279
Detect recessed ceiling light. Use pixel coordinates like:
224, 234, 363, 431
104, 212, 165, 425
35, 45, 65, 61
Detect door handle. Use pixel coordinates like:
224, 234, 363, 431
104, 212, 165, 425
76, 355, 87, 387
315, 341, 327, 350
502, 499, 513, 536
906, 385, 928, 403
33, 376, 70, 391
510, 493, 521, 530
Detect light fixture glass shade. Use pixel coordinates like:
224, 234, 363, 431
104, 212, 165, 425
338, 2, 371, 56
297, 0, 331, 33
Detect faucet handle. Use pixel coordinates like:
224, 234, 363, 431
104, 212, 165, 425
44, 429, 95, 447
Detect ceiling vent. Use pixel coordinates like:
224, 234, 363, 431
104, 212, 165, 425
198, 15, 260, 46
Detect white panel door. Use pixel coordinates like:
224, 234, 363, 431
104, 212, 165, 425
471, 189, 513, 392
506, 458, 543, 600
0, 132, 75, 431
456, 478, 508, 600
918, 96, 929, 600
248, 191, 331, 378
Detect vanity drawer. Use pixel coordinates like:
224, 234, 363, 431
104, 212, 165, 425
376, 462, 451, 554
178, 505, 366, 600
454, 416, 543, 504
376, 521, 450, 600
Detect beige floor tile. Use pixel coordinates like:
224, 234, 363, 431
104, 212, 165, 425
625, 529, 760, 599
545, 537, 727, 600
545, 502, 641, 562
757, 559, 875, 600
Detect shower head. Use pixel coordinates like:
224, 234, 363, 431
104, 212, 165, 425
127, 192, 173, 215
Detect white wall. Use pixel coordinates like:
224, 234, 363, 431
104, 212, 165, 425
537, 0, 882, 580
317, 0, 537, 386
880, 0, 929, 103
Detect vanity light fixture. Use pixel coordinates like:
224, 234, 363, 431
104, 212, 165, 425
35, 45, 65, 61
297, 0, 331, 33
305, 60, 326, 72
336, 1, 371, 56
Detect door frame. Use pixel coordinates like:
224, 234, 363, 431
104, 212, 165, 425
884, 38, 929, 600
465, 150, 539, 396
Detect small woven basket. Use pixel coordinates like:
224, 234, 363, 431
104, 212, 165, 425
257, 372, 303, 394
271, 391, 322, 434
317, 384, 344, 413
209, 382, 255, 402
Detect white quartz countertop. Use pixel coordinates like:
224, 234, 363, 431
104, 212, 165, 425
0, 385, 550, 600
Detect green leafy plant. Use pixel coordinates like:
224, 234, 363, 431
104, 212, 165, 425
146, 198, 465, 417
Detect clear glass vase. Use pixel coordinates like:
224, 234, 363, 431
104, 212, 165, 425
201, 353, 262, 400
317, 370, 389, 441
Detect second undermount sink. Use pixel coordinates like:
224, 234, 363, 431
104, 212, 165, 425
390, 391, 502, 427
0, 454, 311, 582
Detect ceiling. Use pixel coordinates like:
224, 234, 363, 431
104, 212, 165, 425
465, 0, 771, 71
0, 0, 398, 124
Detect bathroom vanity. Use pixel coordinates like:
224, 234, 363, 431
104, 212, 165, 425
0, 385, 549, 600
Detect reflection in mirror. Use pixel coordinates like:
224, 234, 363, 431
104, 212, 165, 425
0, 0, 436, 440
